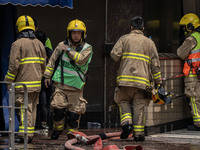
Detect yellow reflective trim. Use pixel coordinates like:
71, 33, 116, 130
193, 116, 200, 118
153, 75, 161, 79
15, 81, 41, 88
153, 72, 161, 79
133, 125, 144, 131
6, 74, 15, 80
117, 75, 150, 86
121, 113, 132, 119
67, 128, 78, 134
6, 72, 16, 80
19, 126, 34, 130
186, 71, 197, 77
122, 52, 150, 63
46, 69, 53, 74
191, 96, 199, 116
27, 130, 34, 133
76, 54, 80, 62
118, 104, 122, 119
17, 81, 41, 84
153, 72, 161, 76
47, 66, 54, 71
133, 128, 144, 132
20, 61, 44, 64
7, 72, 16, 77
193, 117, 200, 122
55, 124, 64, 131
15, 84, 41, 88
73, 53, 80, 62
187, 74, 197, 77
133, 125, 144, 128
20, 57, 44, 64
121, 116, 132, 122
73, 53, 78, 61
20, 57, 44, 61
21, 104, 24, 127
45, 67, 53, 74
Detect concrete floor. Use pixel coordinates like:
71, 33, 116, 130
0, 128, 200, 150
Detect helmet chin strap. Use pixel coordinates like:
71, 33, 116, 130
184, 31, 188, 35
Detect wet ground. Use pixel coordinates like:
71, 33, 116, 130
0, 128, 200, 150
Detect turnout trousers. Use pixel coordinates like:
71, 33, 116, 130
185, 81, 200, 127
15, 92, 39, 138
114, 86, 150, 136
51, 83, 87, 134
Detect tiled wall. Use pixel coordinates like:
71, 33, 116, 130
146, 57, 191, 126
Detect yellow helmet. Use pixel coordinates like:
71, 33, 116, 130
67, 19, 86, 39
16, 15, 35, 33
179, 13, 200, 32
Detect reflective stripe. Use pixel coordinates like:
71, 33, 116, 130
191, 58, 200, 62
19, 104, 34, 134
121, 113, 132, 119
187, 74, 197, 77
191, 49, 200, 54
20, 57, 44, 64
73, 53, 80, 62
122, 52, 151, 63
21, 104, 25, 127
193, 116, 200, 122
19, 126, 35, 133
67, 128, 78, 134
186, 71, 197, 77
15, 81, 41, 88
153, 72, 161, 79
54, 124, 64, 131
117, 75, 150, 86
45, 66, 54, 74
57, 66, 85, 79
191, 96, 199, 116
6, 72, 16, 80
121, 113, 132, 122
133, 125, 144, 132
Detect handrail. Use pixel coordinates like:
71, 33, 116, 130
0, 81, 28, 150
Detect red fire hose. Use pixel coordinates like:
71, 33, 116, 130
162, 73, 184, 81
65, 131, 143, 150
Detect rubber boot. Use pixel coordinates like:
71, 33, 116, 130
51, 130, 62, 140
187, 125, 200, 131
133, 135, 145, 142
120, 123, 133, 139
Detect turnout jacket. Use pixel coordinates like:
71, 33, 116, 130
4, 37, 46, 93
111, 30, 161, 90
44, 40, 92, 90
177, 31, 200, 83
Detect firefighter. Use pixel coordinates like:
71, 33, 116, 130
44, 19, 93, 140
111, 16, 162, 141
33, 18, 53, 50
35, 30, 53, 132
177, 13, 200, 131
4, 15, 46, 143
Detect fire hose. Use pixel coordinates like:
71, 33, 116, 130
161, 73, 184, 81
65, 131, 143, 150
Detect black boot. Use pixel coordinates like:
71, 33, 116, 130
51, 130, 62, 140
15, 136, 33, 144
120, 123, 133, 139
134, 135, 145, 142
187, 125, 200, 131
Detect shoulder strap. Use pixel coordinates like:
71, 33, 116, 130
63, 41, 88, 83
